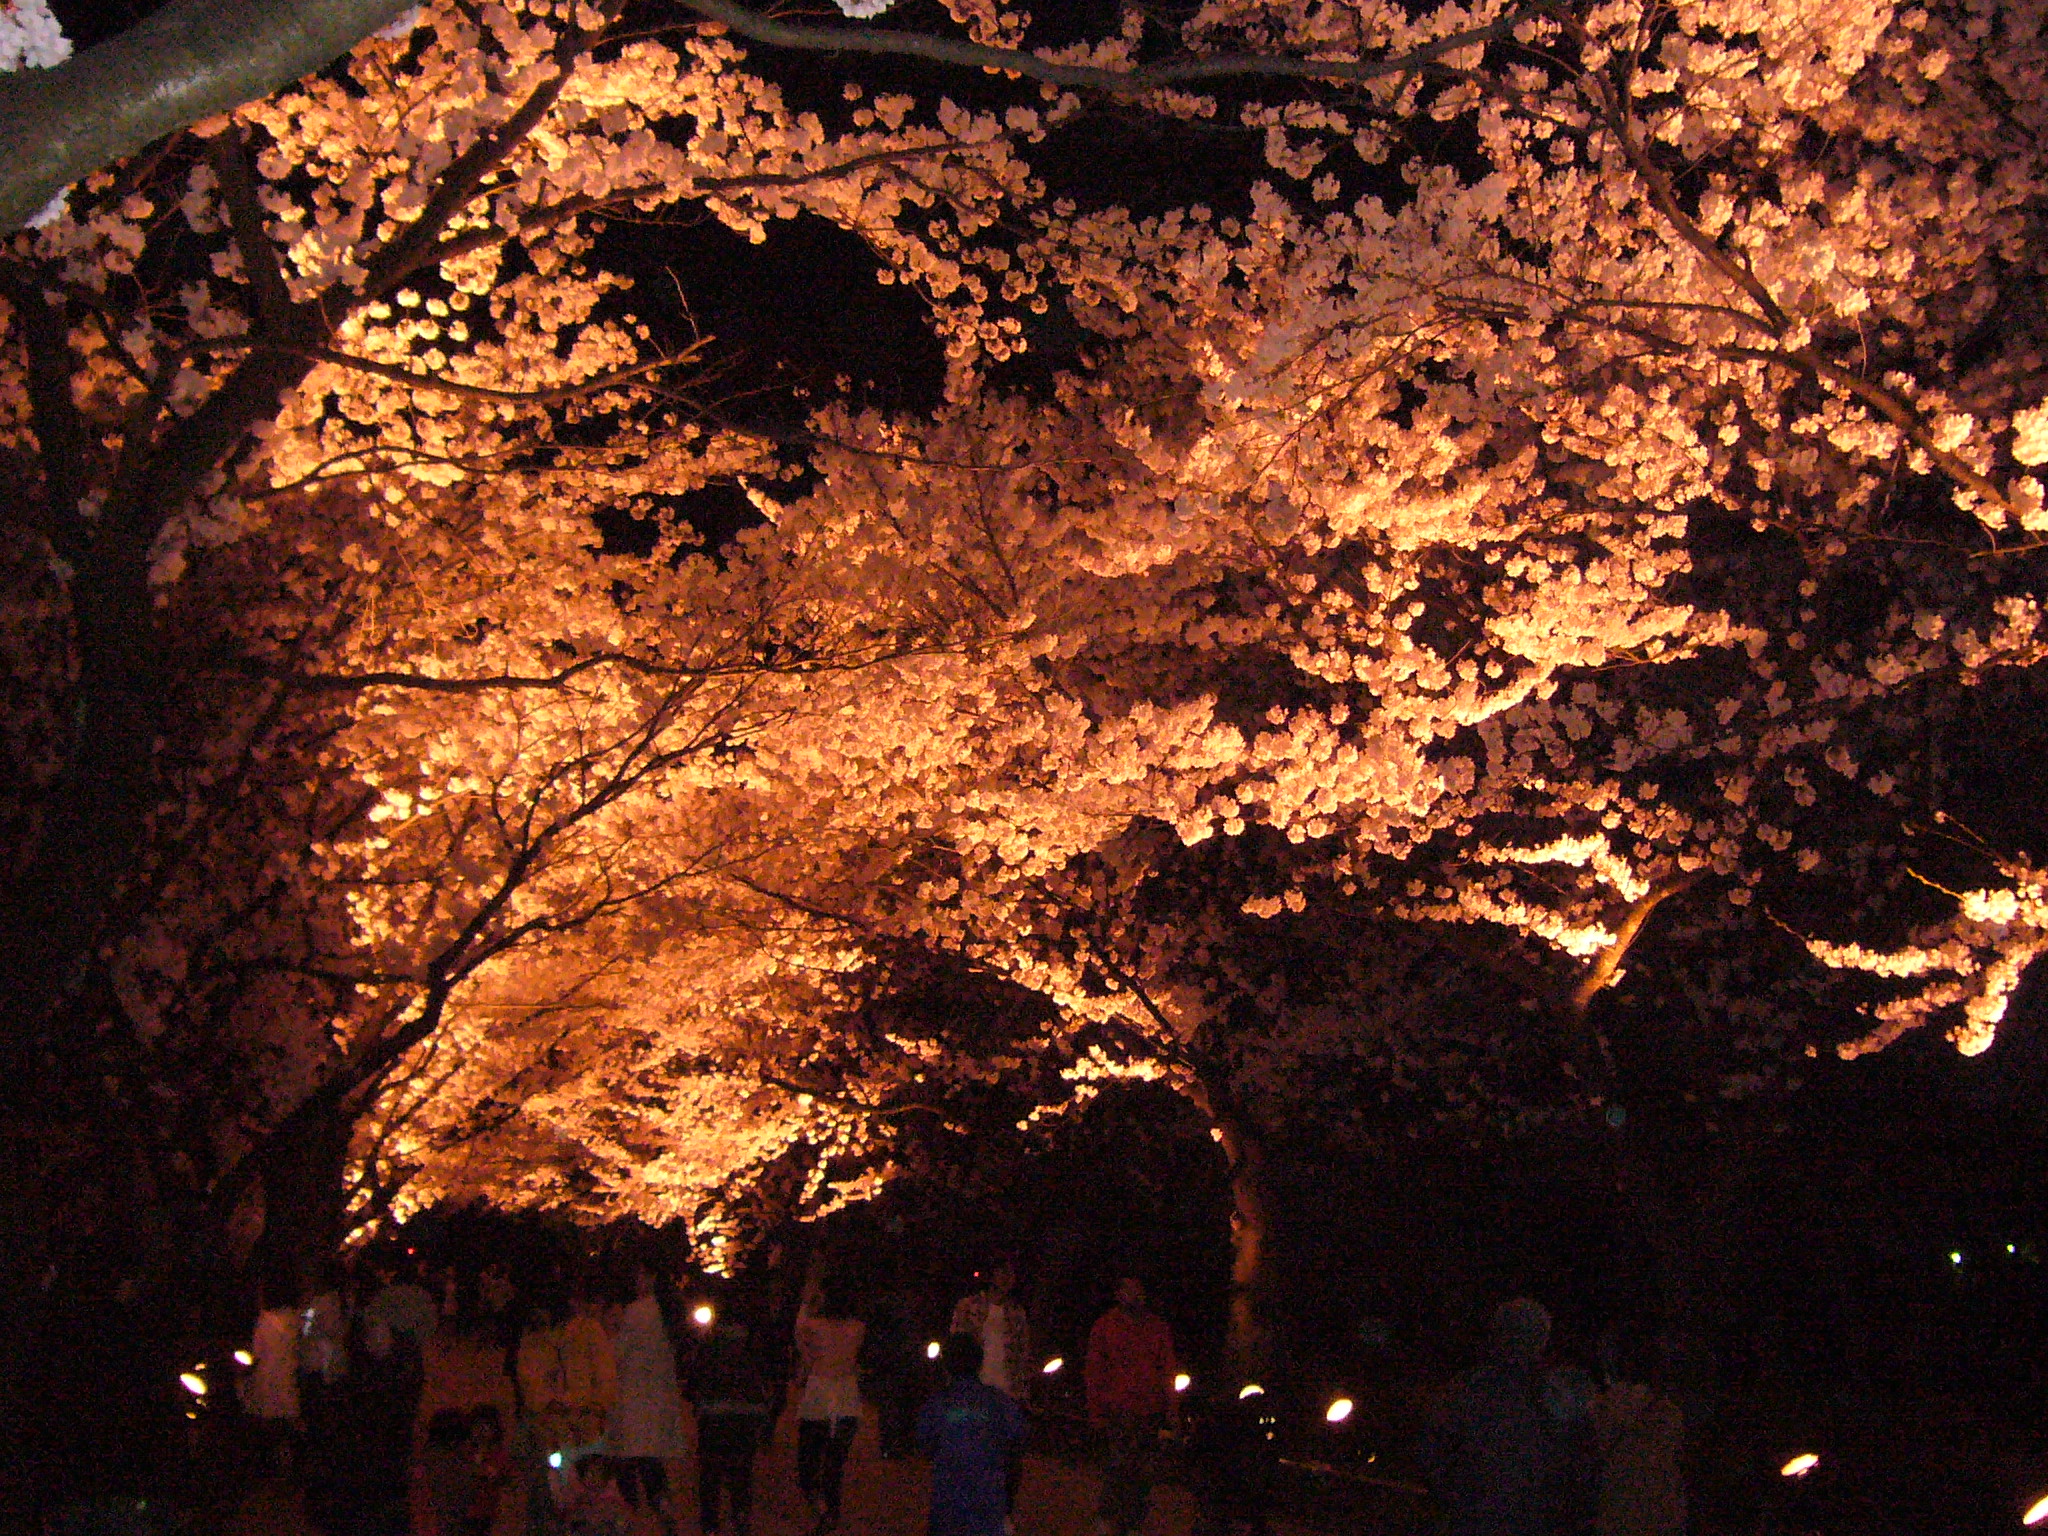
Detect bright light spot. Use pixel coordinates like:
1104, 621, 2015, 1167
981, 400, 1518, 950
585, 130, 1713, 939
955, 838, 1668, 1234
1326, 1397, 1354, 1424
692, 1305, 715, 1327
2023, 1492, 2048, 1526
1042, 1357, 1063, 1374
1238, 1384, 1265, 1400
927, 1341, 942, 1360
548, 1452, 563, 1470
1951, 1251, 1964, 1265
233, 1350, 253, 1367
1173, 1373, 1191, 1393
179, 1372, 207, 1397
2009, 1244, 2019, 1255
1780, 1453, 1819, 1478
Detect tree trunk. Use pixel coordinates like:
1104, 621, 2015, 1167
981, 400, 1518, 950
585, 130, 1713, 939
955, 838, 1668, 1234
245, 1100, 358, 1286
1179, 1074, 1275, 1381
1218, 1114, 1274, 1382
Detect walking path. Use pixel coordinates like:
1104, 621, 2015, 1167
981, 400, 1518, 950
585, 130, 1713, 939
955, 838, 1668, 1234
231, 1414, 1278, 1536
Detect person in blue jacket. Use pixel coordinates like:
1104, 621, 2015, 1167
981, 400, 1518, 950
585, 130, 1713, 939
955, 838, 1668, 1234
918, 1332, 1026, 1536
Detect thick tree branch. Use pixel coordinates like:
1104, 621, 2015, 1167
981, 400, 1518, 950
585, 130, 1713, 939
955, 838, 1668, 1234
681, 0, 1530, 96
0, 0, 415, 233
1565, 874, 1698, 1021
207, 128, 300, 336
0, 267, 87, 554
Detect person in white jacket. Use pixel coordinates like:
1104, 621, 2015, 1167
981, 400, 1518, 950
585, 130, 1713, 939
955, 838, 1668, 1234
242, 1263, 302, 1471
948, 1260, 1031, 1399
608, 1264, 690, 1530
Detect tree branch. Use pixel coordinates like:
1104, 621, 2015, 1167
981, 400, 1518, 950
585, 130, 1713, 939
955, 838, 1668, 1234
681, 0, 1531, 96
359, 6, 616, 296
207, 127, 300, 337
298, 339, 710, 405
1565, 874, 1698, 1021
0, 267, 88, 555
0, 0, 416, 233
1583, 64, 2018, 520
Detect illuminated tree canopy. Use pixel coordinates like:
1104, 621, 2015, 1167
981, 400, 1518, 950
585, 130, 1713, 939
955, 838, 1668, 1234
1, 0, 2045, 1326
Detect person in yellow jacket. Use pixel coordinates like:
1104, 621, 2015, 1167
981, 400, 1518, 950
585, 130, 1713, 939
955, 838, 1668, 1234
517, 1301, 573, 1455
557, 1285, 619, 1447
516, 1286, 619, 1452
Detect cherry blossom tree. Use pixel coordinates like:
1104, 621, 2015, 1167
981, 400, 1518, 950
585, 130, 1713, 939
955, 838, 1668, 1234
5, 0, 2048, 1418
0, 0, 1054, 1355
415, 0, 2047, 1355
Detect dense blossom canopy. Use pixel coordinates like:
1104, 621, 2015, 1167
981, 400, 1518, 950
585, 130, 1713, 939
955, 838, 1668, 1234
1, 0, 2044, 1270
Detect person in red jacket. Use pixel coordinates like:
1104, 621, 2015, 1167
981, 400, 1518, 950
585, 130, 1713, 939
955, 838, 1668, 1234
1084, 1277, 1180, 1536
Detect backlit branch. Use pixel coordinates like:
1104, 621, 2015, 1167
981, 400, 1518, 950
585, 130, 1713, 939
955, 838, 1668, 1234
681, 0, 1533, 96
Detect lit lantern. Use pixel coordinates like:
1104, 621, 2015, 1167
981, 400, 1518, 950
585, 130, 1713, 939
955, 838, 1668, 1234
1780, 1452, 1819, 1478
1173, 1373, 1191, 1393
1325, 1397, 1354, 1424
927, 1341, 942, 1360
1238, 1383, 1265, 1400
233, 1350, 254, 1367
692, 1304, 715, 1327
179, 1371, 207, 1397
1042, 1357, 1063, 1374
2024, 1492, 2048, 1527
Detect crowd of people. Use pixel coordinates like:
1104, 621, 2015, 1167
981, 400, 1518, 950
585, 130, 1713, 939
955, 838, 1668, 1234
227, 1245, 1164, 1536
230, 1242, 1683, 1536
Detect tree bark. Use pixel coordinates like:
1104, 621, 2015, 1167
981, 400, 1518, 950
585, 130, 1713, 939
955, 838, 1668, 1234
0, 0, 415, 232
1179, 1075, 1275, 1380
1218, 1114, 1274, 1381
245, 1099, 358, 1283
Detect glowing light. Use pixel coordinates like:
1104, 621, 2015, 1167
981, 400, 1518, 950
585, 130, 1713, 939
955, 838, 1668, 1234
233, 1350, 254, 1367
179, 1372, 207, 1397
1238, 1384, 1265, 1400
2009, 1244, 2019, 1255
1780, 1453, 1819, 1478
1173, 1373, 1191, 1393
1042, 1357, 1063, 1374
1325, 1397, 1354, 1424
548, 1452, 564, 1470
1951, 1250, 1964, 1265
692, 1304, 715, 1327
927, 1341, 942, 1360
2023, 1492, 2048, 1526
